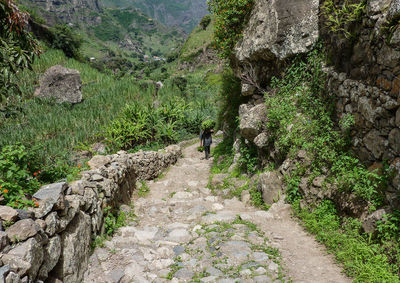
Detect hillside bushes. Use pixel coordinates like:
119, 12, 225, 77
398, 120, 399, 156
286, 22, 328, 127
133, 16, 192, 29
208, 0, 255, 58
105, 96, 212, 151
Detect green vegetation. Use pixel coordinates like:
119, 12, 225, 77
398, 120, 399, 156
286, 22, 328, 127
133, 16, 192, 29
294, 200, 400, 282
0, 0, 41, 106
137, 181, 150, 197
50, 25, 83, 59
321, 0, 366, 38
0, 144, 39, 208
208, 0, 255, 58
265, 47, 385, 206
201, 119, 215, 131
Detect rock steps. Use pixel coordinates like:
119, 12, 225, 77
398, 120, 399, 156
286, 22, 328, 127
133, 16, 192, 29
84, 143, 351, 283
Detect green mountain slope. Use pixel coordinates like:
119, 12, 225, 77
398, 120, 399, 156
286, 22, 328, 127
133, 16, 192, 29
100, 0, 208, 33
20, 0, 184, 61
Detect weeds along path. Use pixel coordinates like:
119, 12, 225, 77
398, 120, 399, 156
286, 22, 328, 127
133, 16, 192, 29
84, 143, 351, 283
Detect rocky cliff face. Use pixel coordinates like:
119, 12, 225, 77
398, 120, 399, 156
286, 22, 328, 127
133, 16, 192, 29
102, 0, 208, 33
28, 0, 103, 24
231, 0, 400, 214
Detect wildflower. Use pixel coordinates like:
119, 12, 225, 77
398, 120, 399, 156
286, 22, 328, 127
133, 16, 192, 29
33, 172, 37, 176
35, 202, 39, 207
78, 164, 81, 168
3, 189, 8, 194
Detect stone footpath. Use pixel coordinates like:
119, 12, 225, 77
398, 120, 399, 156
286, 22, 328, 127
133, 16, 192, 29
84, 143, 351, 283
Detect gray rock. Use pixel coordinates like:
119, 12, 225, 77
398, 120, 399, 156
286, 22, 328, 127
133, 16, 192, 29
38, 235, 61, 280
312, 176, 325, 188
254, 275, 272, 283
220, 241, 251, 262
15, 209, 34, 220
235, 0, 319, 63
173, 245, 185, 256
6, 219, 40, 243
7, 237, 44, 279
34, 65, 82, 104
1, 255, 30, 277
52, 211, 91, 283
32, 182, 68, 217
257, 171, 283, 205
174, 268, 194, 279
45, 212, 58, 236
0, 206, 19, 222
363, 130, 386, 159
362, 209, 389, 233
242, 83, 256, 96
206, 266, 223, 276
0, 231, 9, 251
0, 264, 10, 281
91, 174, 104, 181
389, 129, 400, 154
88, 155, 111, 169
106, 268, 124, 283
167, 228, 191, 242
239, 104, 267, 141
254, 132, 269, 148
5, 271, 20, 283
91, 142, 107, 154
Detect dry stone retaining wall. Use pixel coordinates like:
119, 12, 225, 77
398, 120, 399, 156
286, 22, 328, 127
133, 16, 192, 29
231, 0, 400, 220
0, 145, 182, 283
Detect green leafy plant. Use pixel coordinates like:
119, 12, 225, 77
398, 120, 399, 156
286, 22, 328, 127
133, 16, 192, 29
321, 0, 366, 39
201, 119, 215, 131
104, 207, 127, 236
208, 0, 255, 58
0, 144, 40, 208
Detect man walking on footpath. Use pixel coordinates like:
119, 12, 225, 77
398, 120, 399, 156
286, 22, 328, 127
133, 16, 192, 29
200, 128, 213, 159
200, 120, 215, 160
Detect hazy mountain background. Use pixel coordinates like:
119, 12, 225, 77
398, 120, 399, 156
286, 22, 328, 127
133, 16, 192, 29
100, 0, 209, 33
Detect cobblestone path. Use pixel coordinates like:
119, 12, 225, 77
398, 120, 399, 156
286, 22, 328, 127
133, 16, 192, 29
84, 142, 351, 283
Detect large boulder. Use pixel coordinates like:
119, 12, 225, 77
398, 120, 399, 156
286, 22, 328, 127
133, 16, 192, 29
235, 0, 319, 63
34, 65, 82, 104
257, 171, 284, 205
239, 103, 268, 141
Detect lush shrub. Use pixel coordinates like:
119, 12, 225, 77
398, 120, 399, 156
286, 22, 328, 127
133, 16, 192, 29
199, 14, 212, 30
208, 0, 255, 58
0, 144, 40, 208
50, 25, 82, 59
172, 76, 188, 93
265, 48, 384, 206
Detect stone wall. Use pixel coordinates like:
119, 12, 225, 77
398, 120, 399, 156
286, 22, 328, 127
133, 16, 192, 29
230, 0, 400, 217
322, 0, 400, 193
0, 145, 181, 283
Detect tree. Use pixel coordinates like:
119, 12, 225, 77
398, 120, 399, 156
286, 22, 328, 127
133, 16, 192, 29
199, 15, 211, 30
0, 0, 41, 105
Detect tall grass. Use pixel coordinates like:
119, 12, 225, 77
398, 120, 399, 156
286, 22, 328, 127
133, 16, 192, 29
0, 48, 220, 166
